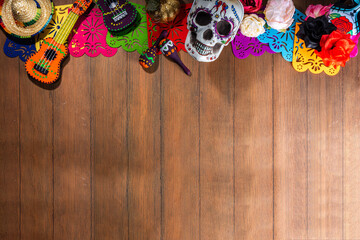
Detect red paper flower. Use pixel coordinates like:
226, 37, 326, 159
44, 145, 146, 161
315, 30, 356, 68
240, 0, 262, 13
331, 16, 353, 34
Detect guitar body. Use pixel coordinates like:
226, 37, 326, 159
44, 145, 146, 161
97, 0, 139, 33
24, 0, 92, 85
25, 38, 68, 84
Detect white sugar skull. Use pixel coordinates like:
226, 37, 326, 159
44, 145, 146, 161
185, 0, 244, 62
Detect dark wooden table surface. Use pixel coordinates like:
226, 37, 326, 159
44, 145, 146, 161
1, 0, 360, 239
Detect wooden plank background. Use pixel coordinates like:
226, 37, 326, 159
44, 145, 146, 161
1, 0, 360, 239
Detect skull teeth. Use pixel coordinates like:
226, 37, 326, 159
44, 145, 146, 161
194, 40, 212, 56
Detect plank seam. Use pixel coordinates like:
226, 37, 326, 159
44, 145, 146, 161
52, 87, 55, 240
233, 53, 236, 240
18, 56, 21, 240
306, 68, 309, 240
341, 62, 345, 240
160, 53, 164, 240
272, 53, 275, 240
126, 52, 130, 240
198, 57, 201, 240
158, 56, 162, 240
90, 56, 94, 240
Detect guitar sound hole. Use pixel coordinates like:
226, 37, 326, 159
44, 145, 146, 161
45, 49, 57, 61
34, 64, 49, 75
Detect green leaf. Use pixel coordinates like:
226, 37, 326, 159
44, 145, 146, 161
329, 13, 341, 19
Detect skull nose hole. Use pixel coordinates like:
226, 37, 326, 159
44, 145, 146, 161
203, 29, 213, 40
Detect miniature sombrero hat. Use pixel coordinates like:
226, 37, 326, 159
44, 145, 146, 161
0, 0, 54, 38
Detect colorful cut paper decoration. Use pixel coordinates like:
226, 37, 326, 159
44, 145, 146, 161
69, 8, 117, 57
231, 30, 275, 59
292, 23, 340, 76
106, 3, 148, 54
35, 4, 73, 50
1, 2, 358, 76
3, 38, 37, 62
231, 7, 275, 59
257, 9, 305, 62
147, 3, 191, 54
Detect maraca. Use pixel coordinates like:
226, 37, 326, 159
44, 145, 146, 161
139, 30, 168, 68
159, 38, 191, 76
139, 47, 157, 68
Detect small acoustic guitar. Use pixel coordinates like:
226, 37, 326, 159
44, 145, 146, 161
97, 0, 139, 33
25, 0, 92, 84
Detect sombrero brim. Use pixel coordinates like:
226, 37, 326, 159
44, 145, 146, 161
0, 0, 54, 38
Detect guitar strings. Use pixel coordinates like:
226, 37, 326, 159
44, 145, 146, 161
37, 8, 78, 67
44, 6, 82, 68
37, 5, 82, 71
36, 12, 77, 69
45, 12, 78, 65
104, 0, 127, 22
104, 0, 122, 19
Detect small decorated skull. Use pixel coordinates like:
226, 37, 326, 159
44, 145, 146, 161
185, 0, 244, 62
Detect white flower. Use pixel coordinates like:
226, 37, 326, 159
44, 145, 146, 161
240, 14, 266, 38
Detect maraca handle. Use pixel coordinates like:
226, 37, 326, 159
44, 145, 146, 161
154, 30, 168, 49
178, 61, 191, 76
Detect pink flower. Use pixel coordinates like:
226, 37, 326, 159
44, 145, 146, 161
305, 4, 333, 20
264, 0, 295, 31
240, 0, 262, 14
350, 34, 360, 58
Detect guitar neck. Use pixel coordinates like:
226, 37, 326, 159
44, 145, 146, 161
54, 11, 79, 44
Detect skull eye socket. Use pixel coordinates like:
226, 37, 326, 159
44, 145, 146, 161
216, 20, 232, 36
195, 11, 212, 26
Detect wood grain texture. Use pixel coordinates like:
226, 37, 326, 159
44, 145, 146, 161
307, 73, 343, 239
0, 33, 20, 240
199, 46, 235, 240
274, 54, 308, 240
91, 53, 129, 240
161, 52, 200, 240
343, 57, 360, 240
234, 53, 273, 240
127, 51, 161, 240
2, 0, 360, 239
53, 56, 91, 240
19, 58, 54, 240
